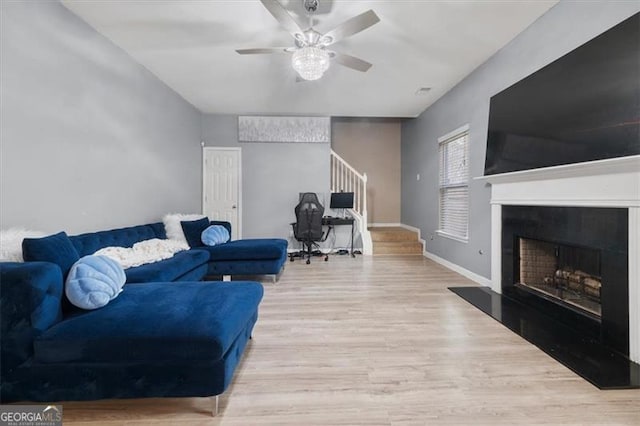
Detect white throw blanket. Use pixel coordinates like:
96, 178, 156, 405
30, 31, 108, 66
95, 238, 189, 269
0, 228, 45, 262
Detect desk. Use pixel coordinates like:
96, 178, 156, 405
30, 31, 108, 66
322, 216, 355, 257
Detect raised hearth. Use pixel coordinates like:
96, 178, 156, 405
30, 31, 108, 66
449, 286, 640, 389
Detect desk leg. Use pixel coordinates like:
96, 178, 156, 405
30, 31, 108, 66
351, 221, 355, 257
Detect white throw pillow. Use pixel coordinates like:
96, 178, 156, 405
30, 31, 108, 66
162, 213, 205, 244
0, 228, 46, 262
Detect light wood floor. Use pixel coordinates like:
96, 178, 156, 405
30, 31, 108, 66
61, 255, 639, 425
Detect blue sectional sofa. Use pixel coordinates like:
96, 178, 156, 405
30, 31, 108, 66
0, 220, 288, 405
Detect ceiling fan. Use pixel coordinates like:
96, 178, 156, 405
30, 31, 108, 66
236, 0, 380, 81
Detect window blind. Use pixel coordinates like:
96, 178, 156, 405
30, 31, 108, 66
438, 131, 469, 240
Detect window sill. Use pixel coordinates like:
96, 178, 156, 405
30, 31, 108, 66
436, 230, 468, 243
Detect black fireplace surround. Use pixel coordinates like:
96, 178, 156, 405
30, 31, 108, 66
502, 206, 629, 356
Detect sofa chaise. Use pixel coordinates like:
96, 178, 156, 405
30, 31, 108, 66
203, 221, 288, 281
0, 261, 263, 408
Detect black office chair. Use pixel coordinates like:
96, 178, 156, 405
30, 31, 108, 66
291, 192, 328, 264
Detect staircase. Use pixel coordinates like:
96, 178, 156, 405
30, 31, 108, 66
369, 227, 423, 255
330, 150, 372, 255
330, 151, 424, 256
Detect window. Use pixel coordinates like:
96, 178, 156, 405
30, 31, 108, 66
438, 125, 469, 242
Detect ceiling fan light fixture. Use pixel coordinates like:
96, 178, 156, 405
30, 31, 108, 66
292, 46, 330, 81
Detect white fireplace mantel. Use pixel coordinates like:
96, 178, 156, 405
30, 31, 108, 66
476, 155, 640, 208
476, 155, 640, 363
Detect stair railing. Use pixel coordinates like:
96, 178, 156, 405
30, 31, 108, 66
330, 150, 373, 255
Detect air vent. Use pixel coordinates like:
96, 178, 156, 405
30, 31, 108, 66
415, 87, 432, 95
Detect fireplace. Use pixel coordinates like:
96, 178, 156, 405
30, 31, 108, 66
502, 205, 629, 355
517, 237, 602, 317
463, 153, 640, 386
479, 155, 639, 364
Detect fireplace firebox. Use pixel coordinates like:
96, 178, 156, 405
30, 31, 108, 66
516, 237, 602, 317
502, 206, 629, 356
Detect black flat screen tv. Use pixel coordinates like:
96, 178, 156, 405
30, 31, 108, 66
484, 13, 639, 175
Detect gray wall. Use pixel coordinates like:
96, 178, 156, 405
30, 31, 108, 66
201, 115, 330, 242
1, 1, 202, 234
401, 1, 640, 279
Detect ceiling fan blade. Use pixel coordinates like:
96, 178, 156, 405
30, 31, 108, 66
260, 0, 305, 40
320, 10, 380, 46
236, 48, 292, 55
332, 53, 372, 72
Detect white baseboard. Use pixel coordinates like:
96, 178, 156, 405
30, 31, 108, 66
398, 224, 426, 253
398, 224, 489, 287
424, 250, 491, 287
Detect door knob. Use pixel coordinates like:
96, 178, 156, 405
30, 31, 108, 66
232, 205, 237, 209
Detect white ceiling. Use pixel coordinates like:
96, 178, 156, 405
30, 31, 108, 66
62, 0, 558, 118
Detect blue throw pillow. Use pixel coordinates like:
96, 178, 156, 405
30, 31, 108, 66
201, 225, 230, 246
181, 217, 210, 248
22, 231, 80, 277
65, 255, 126, 310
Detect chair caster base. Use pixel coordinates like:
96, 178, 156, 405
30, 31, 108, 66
306, 259, 310, 265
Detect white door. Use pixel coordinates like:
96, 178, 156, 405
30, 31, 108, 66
203, 147, 241, 240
